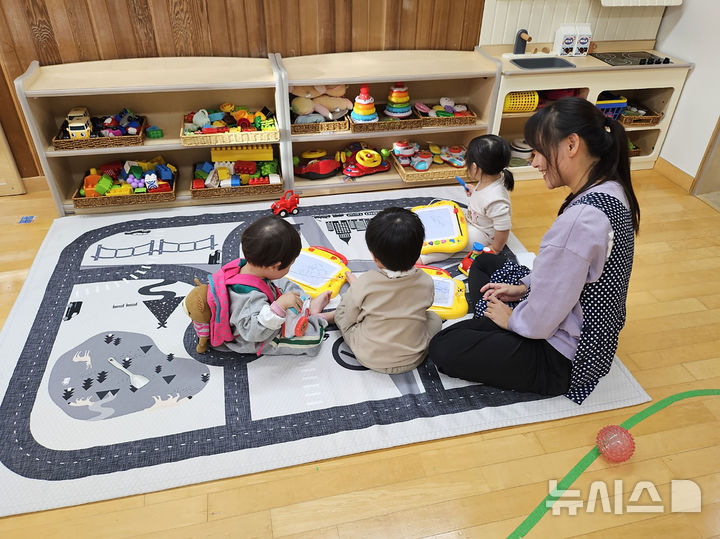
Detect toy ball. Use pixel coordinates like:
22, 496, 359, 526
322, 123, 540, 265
596, 425, 635, 463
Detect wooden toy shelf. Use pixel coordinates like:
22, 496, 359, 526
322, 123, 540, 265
484, 48, 691, 180
17, 51, 497, 214
16, 57, 286, 215
276, 50, 497, 197
16, 50, 691, 214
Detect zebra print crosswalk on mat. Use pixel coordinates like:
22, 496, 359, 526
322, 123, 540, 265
0, 185, 649, 516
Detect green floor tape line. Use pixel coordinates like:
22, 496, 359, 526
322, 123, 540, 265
509, 389, 720, 538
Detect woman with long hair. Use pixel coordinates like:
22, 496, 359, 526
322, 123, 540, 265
428, 97, 640, 404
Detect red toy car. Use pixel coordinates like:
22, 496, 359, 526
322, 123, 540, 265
271, 190, 300, 217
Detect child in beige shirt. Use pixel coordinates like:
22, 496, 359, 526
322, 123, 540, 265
326, 207, 442, 374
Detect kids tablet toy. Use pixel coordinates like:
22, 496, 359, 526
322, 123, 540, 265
417, 265, 468, 320
286, 246, 349, 299
411, 200, 468, 255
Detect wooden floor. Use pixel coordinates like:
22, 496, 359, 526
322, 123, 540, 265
0, 171, 719, 538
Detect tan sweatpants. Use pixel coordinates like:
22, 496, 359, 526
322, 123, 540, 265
335, 303, 443, 374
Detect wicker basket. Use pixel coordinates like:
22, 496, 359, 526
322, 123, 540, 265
291, 117, 350, 134
180, 122, 280, 146
73, 177, 176, 208
416, 105, 481, 128
350, 108, 423, 133
620, 104, 663, 127
190, 182, 283, 199
389, 153, 469, 183
52, 117, 146, 150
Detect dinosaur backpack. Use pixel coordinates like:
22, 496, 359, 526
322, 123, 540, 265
206, 259, 280, 348
206, 259, 310, 353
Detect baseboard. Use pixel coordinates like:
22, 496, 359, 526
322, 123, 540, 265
21, 176, 49, 193
654, 158, 694, 191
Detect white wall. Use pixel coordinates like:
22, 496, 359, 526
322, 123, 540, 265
655, 0, 720, 177
479, 0, 664, 45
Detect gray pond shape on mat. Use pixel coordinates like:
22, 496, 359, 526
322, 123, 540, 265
49, 331, 210, 420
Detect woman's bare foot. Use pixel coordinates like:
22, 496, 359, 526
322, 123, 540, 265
321, 310, 335, 324
309, 290, 332, 315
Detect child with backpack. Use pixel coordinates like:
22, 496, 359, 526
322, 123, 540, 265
186, 215, 330, 356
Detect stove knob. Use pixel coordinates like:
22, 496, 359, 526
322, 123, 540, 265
655, 58, 663, 64
663, 57, 671, 64
639, 58, 647, 65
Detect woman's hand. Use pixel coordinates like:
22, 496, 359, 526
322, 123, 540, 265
276, 291, 303, 313
481, 282, 527, 302
484, 295, 513, 329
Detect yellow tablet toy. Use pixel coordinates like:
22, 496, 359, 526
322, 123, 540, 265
285, 246, 349, 299
417, 265, 468, 320
411, 200, 468, 255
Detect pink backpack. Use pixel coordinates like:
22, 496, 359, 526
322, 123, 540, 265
206, 259, 280, 348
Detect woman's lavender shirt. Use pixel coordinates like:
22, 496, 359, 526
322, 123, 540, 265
507, 181, 629, 360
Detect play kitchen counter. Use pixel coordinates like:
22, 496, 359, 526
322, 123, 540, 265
494, 49, 691, 75
480, 47, 691, 180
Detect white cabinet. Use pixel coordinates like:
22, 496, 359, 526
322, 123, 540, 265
485, 49, 691, 180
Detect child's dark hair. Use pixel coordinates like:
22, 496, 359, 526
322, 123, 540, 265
365, 207, 425, 271
524, 97, 640, 233
466, 134, 515, 191
241, 215, 302, 269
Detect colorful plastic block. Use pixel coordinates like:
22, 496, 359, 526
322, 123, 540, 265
94, 174, 115, 195
210, 145, 273, 162
234, 161, 257, 174
192, 179, 205, 189
249, 176, 270, 185
155, 164, 173, 180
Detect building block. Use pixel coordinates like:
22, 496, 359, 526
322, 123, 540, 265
234, 161, 257, 174
155, 163, 173, 180
94, 174, 115, 195
210, 145, 273, 162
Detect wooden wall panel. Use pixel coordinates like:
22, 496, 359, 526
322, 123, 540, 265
0, 0, 484, 178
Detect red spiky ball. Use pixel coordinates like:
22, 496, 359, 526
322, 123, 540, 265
596, 425, 635, 463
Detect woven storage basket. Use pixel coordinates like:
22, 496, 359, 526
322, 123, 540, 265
73, 176, 176, 209
291, 117, 350, 134
180, 122, 279, 146
389, 153, 469, 183
52, 117, 146, 150
503, 92, 539, 113
191, 181, 283, 199
350, 108, 423, 133
620, 104, 662, 127
416, 105, 480, 128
